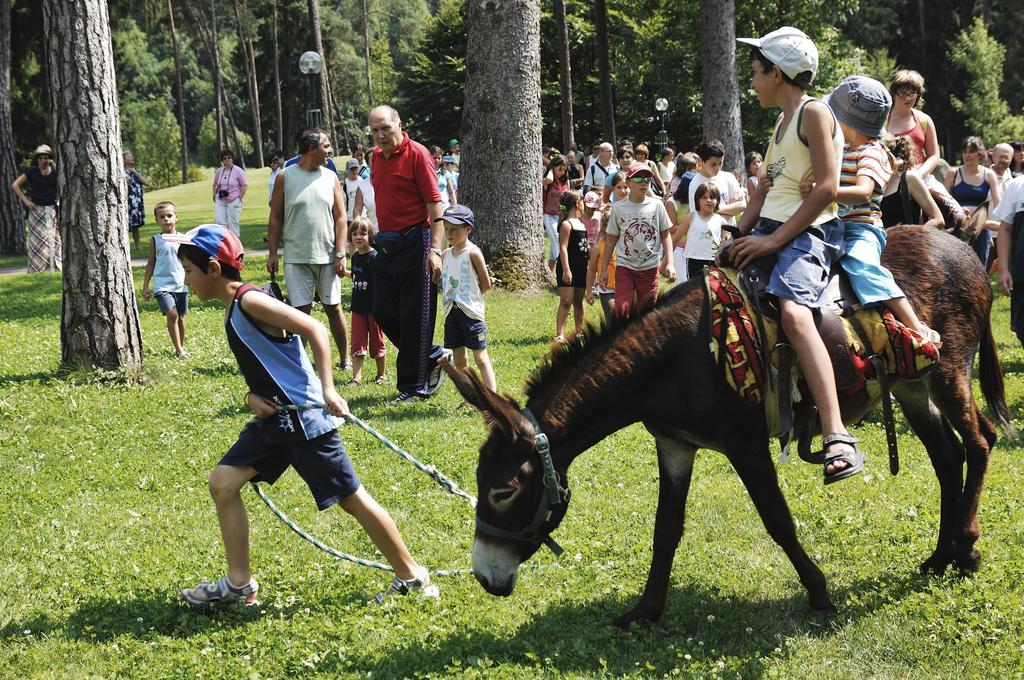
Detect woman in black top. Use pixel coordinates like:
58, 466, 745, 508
10, 144, 61, 272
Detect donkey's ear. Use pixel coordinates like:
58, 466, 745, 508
441, 359, 520, 439
965, 201, 989, 236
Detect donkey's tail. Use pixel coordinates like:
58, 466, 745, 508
979, 313, 1016, 439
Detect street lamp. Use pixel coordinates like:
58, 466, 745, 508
299, 50, 323, 128
655, 97, 669, 153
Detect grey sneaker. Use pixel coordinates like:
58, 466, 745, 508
424, 348, 454, 396
369, 567, 440, 605
392, 391, 422, 404
181, 576, 259, 607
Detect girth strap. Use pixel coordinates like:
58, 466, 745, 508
869, 355, 900, 476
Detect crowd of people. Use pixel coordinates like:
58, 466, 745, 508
10, 23, 1024, 609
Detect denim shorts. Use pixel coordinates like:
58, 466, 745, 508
220, 421, 360, 510
155, 291, 188, 316
444, 306, 487, 350
752, 217, 843, 308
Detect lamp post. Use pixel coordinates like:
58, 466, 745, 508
299, 50, 323, 128
655, 97, 669, 153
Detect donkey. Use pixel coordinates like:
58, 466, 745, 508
443, 226, 1013, 628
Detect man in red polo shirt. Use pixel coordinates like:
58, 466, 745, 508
368, 105, 450, 402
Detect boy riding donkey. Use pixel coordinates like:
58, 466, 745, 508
725, 27, 863, 484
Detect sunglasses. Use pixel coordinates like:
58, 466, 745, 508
629, 177, 652, 183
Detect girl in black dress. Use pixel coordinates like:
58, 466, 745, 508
555, 190, 590, 343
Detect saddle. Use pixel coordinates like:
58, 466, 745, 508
707, 248, 940, 475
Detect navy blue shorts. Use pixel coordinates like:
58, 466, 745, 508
444, 306, 487, 350
220, 420, 360, 510
155, 291, 188, 316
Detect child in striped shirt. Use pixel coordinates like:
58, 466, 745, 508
824, 76, 940, 346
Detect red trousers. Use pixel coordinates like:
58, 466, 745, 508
614, 267, 659, 317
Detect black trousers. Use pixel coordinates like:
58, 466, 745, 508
372, 224, 441, 395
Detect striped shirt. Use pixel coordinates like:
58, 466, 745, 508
839, 141, 892, 225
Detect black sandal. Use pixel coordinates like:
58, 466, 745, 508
822, 433, 866, 485
345, 378, 361, 387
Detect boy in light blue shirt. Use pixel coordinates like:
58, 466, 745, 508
142, 201, 189, 357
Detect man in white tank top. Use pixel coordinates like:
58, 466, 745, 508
267, 128, 351, 371
730, 27, 866, 485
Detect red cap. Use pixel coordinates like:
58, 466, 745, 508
625, 163, 654, 180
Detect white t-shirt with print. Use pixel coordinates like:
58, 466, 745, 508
607, 196, 672, 271
688, 170, 742, 226
344, 176, 377, 228
683, 212, 726, 261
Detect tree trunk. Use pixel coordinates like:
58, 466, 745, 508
41, 0, 143, 371
361, 0, 373, 107
593, 0, 615, 144
211, 0, 225, 151
0, 0, 25, 254
553, 0, 574, 154
699, 0, 743, 171
306, 0, 336, 141
462, 0, 545, 291
271, 0, 283, 150
232, 0, 264, 167
168, 0, 190, 184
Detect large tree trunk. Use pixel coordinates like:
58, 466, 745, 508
41, 0, 143, 371
553, 0, 574, 154
271, 0, 283, 150
462, 0, 545, 291
699, 0, 743, 171
306, 0, 336, 141
361, 0, 373, 107
593, 0, 615, 144
232, 0, 264, 167
0, 0, 25, 254
168, 0, 190, 184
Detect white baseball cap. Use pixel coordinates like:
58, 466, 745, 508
737, 26, 818, 83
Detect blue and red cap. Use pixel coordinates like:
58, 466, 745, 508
164, 224, 245, 270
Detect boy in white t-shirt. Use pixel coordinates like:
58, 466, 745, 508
994, 175, 1024, 347
688, 139, 747, 225
438, 204, 497, 396
598, 163, 676, 317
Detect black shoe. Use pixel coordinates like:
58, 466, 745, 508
392, 391, 422, 404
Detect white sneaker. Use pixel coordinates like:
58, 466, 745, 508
424, 349, 453, 396
368, 567, 440, 605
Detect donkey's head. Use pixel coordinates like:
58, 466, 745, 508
442, 361, 572, 596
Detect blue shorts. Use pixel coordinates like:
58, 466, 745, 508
752, 217, 843, 308
444, 306, 487, 350
220, 420, 360, 510
155, 291, 188, 316
840, 221, 904, 305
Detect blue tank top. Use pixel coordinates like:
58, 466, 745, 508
951, 167, 990, 208
152, 234, 186, 293
226, 285, 334, 440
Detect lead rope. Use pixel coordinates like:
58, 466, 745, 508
250, 405, 476, 576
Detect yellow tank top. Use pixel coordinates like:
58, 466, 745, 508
761, 99, 844, 225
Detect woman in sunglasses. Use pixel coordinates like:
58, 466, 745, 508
10, 144, 61, 273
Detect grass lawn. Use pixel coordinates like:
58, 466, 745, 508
2, 253, 1024, 678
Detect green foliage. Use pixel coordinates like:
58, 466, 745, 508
197, 111, 252, 166
120, 100, 183, 191
948, 18, 1024, 147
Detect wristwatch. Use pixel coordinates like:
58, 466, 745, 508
428, 247, 443, 256
335, 251, 345, 259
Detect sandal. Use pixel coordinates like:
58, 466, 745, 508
373, 374, 387, 385
368, 567, 439, 605
346, 378, 361, 387
181, 576, 259, 607
822, 433, 866, 486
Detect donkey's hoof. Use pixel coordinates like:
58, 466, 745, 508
955, 549, 982, 573
919, 552, 953, 575
808, 592, 836, 613
613, 602, 663, 629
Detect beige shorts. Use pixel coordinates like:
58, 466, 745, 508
284, 262, 341, 307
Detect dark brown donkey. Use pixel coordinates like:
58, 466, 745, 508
443, 226, 1013, 628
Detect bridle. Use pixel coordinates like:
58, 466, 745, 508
474, 407, 569, 556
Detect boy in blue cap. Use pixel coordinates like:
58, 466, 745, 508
170, 225, 438, 606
